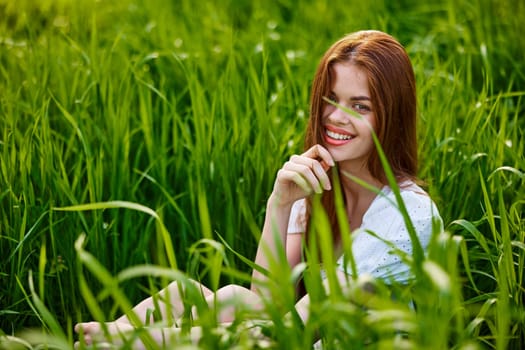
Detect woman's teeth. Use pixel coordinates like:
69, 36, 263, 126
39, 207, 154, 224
326, 129, 352, 140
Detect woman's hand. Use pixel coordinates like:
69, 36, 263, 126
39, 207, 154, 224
271, 144, 335, 206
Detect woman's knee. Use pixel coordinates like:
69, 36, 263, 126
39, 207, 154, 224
206, 284, 263, 323
165, 278, 213, 298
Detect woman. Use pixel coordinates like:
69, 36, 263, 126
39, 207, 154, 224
75, 30, 442, 348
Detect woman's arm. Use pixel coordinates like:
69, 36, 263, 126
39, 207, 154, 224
250, 195, 296, 295
250, 145, 334, 295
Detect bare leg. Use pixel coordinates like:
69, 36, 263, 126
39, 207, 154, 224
115, 278, 213, 324
74, 322, 208, 350
294, 292, 311, 324
292, 270, 358, 325
74, 278, 212, 346
74, 282, 265, 348
205, 284, 265, 323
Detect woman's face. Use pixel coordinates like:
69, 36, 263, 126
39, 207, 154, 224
322, 62, 377, 170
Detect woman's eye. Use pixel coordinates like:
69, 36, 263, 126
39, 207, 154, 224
353, 103, 371, 112
327, 93, 337, 102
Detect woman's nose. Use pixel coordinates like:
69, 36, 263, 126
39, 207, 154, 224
328, 105, 352, 125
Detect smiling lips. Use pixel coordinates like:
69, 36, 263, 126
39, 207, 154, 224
324, 125, 354, 146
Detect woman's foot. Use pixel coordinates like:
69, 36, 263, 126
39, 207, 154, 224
74, 321, 138, 349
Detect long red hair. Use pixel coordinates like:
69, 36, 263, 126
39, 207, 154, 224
304, 30, 418, 243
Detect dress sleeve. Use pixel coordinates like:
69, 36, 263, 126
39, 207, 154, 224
287, 199, 307, 234
337, 190, 442, 283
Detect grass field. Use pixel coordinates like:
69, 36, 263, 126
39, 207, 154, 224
1, 0, 524, 348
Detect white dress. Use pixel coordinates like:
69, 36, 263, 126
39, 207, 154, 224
287, 181, 442, 283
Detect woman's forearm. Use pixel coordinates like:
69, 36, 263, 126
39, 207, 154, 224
251, 193, 293, 294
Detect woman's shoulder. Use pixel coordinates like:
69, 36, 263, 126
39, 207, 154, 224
359, 179, 443, 243
367, 180, 441, 220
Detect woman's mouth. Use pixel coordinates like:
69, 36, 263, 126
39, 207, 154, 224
324, 126, 353, 145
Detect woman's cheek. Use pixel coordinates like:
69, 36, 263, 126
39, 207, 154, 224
322, 106, 334, 120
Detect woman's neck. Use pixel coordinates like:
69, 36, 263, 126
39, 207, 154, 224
338, 164, 384, 229
338, 161, 384, 196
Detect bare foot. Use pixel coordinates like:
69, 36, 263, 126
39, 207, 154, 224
74, 321, 137, 349
74, 320, 211, 348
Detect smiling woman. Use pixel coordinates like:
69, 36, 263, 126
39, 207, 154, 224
74, 29, 443, 349
303, 30, 423, 243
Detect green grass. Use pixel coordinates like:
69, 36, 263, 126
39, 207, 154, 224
1, 0, 524, 348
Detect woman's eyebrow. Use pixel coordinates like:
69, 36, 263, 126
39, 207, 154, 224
349, 96, 371, 101
327, 92, 371, 102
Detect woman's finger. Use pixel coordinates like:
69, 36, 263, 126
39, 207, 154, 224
311, 159, 332, 190
302, 144, 335, 169
277, 168, 315, 195
281, 162, 323, 194
286, 155, 331, 191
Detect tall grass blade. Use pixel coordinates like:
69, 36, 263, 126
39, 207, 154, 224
53, 201, 177, 269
